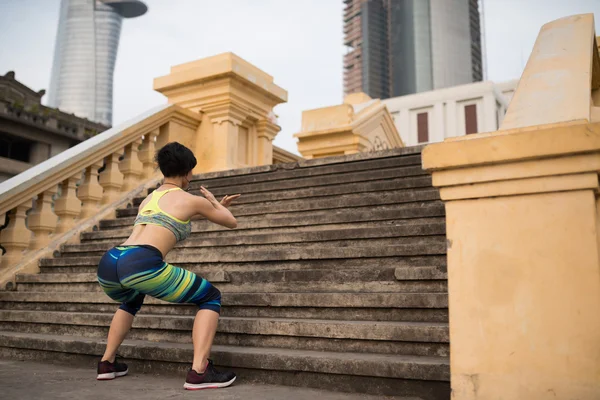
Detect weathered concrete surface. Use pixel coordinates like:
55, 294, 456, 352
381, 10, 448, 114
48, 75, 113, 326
0, 359, 413, 400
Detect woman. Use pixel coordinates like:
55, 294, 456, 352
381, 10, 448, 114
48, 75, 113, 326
96, 142, 240, 390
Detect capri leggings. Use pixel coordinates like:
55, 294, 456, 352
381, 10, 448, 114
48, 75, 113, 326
97, 244, 221, 316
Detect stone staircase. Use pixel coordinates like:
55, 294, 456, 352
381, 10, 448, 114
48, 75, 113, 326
0, 146, 450, 399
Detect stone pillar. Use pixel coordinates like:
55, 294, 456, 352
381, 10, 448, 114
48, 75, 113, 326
256, 119, 280, 166
0, 202, 32, 269
28, 188, 58, 250
153, 52, 288, 172
422, 121, 600, 399
77, 162, 103, 219
99, 152, 123, 205
119, 139, 143, 192
55, 175, 82, 234
139, 130, 159, 179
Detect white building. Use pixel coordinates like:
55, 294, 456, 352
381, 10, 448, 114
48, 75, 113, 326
382, 79, 518, 146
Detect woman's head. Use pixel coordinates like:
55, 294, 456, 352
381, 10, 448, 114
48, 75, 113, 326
155, 142, 197, 184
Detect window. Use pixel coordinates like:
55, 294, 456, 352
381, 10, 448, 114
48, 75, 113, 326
465, 104, 478, 134
417, 112, 429, 143
0, 132, 32, 162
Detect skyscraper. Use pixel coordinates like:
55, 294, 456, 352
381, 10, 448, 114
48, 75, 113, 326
343, 0, 483, 99
48, 0, 147, 126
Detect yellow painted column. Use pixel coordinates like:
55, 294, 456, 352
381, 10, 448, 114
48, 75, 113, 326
194, 106, 247, 173
256, 119, 280, 166
422, 121, 600, 400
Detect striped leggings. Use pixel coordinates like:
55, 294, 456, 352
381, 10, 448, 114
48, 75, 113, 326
97, 245, 221, 316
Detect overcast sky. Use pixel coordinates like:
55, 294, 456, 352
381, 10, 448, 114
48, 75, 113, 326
0, 0, 599, 154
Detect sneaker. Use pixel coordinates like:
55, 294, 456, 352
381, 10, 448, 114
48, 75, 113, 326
97, 358, 129, 380
183, 359, 236, 390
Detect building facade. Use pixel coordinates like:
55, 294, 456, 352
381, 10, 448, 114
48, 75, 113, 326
48, 0, 147, 126
344, 0, 483, 99
0, 72, 108, 183
383, 79, 518, 147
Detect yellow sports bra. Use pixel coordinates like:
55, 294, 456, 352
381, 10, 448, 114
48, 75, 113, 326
134, 188, 192, 242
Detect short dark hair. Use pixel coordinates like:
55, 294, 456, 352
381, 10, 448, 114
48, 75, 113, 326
154, 142, 197, 177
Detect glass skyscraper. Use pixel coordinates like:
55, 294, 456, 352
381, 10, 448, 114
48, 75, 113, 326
48, 0, 147, 126
344, 0, 484, 99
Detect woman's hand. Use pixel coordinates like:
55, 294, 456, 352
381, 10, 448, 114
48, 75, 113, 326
200, 186, 220, 207
220, 194, 241, 208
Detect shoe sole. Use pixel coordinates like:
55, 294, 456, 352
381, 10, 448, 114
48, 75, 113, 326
97, 369, 129, 380
183, 376, 236, 390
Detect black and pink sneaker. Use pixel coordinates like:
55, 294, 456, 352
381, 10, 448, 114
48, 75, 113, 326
183, 359, 236, 390
97, 358, 129, 380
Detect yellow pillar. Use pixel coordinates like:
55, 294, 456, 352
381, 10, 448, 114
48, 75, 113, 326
256, 119, 280, 166
153, 52, 287, 173
421, 14, 600, 399
423, 121, 600, 399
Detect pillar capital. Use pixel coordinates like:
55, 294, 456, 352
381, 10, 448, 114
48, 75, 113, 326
256, 119, 281, 141
422, 121, 600, 201
153, 52, 287, 120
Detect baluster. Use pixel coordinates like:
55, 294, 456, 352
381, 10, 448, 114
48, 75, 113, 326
55, 175, 82, 234
99, 152, 123, 204
139, 130, 159, 179
0, 201, 33, 269
28, 188, 58, 250
120, 138, 143, 192
78, 161, 103, 219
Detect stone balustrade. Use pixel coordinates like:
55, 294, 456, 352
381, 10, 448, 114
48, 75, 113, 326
0, 104, 201, 283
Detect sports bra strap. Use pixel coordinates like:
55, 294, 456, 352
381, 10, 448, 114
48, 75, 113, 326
140, 187, 181, 214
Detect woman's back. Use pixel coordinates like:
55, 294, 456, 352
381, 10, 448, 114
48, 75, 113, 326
122, 186, 193, 257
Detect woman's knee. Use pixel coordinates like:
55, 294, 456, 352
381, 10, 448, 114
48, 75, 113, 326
119, 293, 145, 316
196, 285, 221, 314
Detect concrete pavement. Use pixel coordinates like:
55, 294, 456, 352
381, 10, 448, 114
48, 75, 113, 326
0, 359, 417, 400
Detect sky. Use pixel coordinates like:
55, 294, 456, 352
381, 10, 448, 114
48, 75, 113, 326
0, 0, 599, 155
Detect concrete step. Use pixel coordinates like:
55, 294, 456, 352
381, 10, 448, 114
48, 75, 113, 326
15, 268, 447, 293
57, 237, 447, 260
141, 173, 433, 207
101, 200, 445, 230
0, 291, 448, 322
190, 150, 424, 190
0, 330, 450, 398
26, 267, 447, 286
40, 254, 446, 274
83, 216, 445, 242
0, 310, 449, 357
18, 266, 447, 292
116, 187, 441, 218
69, 223, 445, 253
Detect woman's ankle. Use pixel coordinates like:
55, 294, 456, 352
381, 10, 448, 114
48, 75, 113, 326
192, 360, 208, 374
